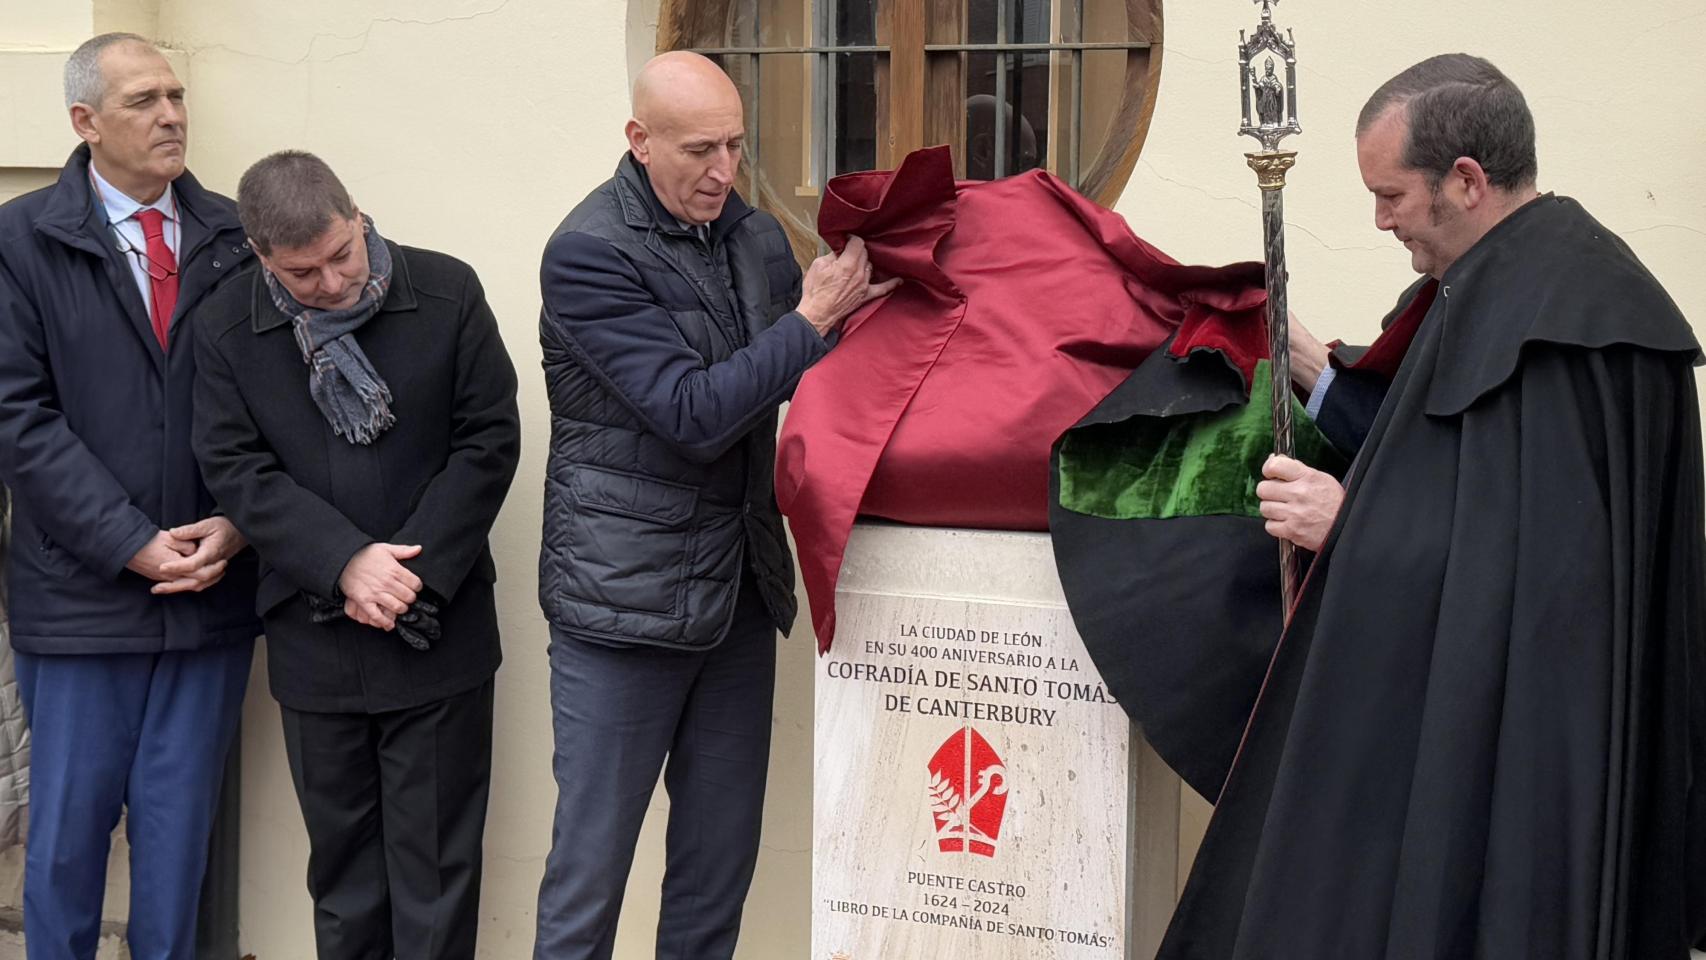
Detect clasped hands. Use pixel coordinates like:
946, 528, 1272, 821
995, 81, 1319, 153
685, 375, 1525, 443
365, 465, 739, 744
127, 516, 245, 595
320, 542, 441, 650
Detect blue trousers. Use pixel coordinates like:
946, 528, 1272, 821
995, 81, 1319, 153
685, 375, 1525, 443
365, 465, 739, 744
533, 578, 777, 960
14, 641, 253, 960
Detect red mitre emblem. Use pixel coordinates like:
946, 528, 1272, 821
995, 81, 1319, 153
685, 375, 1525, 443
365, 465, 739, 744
926, 726, 1009, 857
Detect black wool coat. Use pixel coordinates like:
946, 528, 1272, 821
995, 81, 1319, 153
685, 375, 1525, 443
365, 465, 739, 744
191, 242, 521, 713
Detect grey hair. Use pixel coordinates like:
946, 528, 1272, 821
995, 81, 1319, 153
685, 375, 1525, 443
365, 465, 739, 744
64, 32, 154, 109
1356, 53, 1538, 191
237, 150, 358, 256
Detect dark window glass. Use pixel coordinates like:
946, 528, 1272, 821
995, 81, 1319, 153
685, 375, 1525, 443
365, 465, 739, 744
1009, 51, 1048, 175
835, 0, 878, 45
968, 0, 998, 44
965, 51, 1000, 179
965, 52, 1047, 180
833, 52, 880, 174
1010, 0, 1052, 44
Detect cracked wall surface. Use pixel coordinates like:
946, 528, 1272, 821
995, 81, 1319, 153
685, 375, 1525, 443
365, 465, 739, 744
3, 1, 1703, 958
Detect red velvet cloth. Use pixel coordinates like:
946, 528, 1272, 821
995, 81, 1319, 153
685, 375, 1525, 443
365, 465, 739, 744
777, 146, 1267, 650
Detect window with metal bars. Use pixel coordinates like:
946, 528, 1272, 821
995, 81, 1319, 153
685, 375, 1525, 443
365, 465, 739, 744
657, 0, 1163, 261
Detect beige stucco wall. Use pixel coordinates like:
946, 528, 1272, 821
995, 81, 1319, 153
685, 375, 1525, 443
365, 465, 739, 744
1, 0, 171, 195
3, 0, 1703, 957
0, 171, 56, 206
1125, 1, 1706, 351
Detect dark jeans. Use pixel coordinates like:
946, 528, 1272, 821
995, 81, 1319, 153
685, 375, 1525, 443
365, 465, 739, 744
280, 679, 494, 960
533, 579, 777, 960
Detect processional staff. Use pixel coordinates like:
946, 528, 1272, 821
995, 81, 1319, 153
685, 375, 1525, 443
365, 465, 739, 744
1238, 0, 1304, 612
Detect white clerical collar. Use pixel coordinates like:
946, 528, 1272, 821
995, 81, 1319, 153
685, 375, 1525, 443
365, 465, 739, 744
89, 162, 176, 227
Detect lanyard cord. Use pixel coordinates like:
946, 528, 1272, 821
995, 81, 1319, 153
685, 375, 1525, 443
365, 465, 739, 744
89, 166, 181, 279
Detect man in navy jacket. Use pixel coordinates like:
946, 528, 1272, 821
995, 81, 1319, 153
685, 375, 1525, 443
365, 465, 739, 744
533, 52, 895, 959
0, 33, 258, 958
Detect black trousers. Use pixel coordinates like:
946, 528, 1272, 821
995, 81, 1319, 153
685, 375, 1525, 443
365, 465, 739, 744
533, 578, 777, 960
280, 679, 494, 960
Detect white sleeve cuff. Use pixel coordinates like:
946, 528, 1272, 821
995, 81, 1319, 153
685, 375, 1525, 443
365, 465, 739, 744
1304, 365, 1337, 420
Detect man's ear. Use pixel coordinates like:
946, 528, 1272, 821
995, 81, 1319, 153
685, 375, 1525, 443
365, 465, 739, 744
625, 119, 651, 165
70, 103, 101, 145
1452, 156, 1492, 210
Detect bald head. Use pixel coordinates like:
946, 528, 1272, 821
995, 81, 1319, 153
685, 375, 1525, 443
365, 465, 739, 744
632, 51, 741, 131
626, 52, 747, 225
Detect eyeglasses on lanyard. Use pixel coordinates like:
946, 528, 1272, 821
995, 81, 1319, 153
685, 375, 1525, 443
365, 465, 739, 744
110, 229, 180, 282
87, 165, 181, 282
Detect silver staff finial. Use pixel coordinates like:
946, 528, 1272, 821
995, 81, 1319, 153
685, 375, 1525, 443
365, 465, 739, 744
1238, 0, 1301, 152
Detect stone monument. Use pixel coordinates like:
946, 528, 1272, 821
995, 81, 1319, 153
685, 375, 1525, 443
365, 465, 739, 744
813, 523, 1181, 960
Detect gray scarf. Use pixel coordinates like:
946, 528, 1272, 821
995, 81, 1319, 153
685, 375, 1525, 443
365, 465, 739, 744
263, 214, 396, 445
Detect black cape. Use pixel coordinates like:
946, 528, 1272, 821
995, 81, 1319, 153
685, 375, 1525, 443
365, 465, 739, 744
1160, 196, 1706, 960
1050, 339, 1348, 800
1049, 279, 1428, 801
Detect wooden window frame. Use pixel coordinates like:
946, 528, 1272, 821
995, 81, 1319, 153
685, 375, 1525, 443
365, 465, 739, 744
659, 0, 1163, 243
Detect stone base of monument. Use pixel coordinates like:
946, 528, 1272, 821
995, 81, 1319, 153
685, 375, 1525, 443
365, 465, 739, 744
813, 523, 1180, 960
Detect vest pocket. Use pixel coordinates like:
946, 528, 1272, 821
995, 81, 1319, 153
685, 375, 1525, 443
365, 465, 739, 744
556, 465, 698, 618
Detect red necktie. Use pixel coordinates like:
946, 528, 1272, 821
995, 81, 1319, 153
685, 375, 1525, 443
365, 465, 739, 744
134, 208, 177, 349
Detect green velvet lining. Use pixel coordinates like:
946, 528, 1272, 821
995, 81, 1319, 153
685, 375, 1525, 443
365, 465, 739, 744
1058, 360, 1346, 520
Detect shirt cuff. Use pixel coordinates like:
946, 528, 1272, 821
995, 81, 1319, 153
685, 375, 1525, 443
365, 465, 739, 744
1304, 366, 1337, 420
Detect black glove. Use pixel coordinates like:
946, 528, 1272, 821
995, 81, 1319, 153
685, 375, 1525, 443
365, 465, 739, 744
304, 591, 347, 625
303, 590, 441, 653
393, 594, 443, 652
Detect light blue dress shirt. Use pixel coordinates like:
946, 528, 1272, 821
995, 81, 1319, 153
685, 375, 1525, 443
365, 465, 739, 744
88, 163, 179, 317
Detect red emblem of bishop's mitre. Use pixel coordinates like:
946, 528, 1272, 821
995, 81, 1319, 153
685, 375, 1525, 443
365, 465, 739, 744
926, 726, 1009, 857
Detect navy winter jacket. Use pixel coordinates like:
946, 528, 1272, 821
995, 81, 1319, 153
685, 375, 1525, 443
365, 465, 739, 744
0, 145, 258, 653
537, 155, 822, 649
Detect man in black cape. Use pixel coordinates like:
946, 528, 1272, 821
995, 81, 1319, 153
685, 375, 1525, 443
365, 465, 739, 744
1162, 54, 1706, 959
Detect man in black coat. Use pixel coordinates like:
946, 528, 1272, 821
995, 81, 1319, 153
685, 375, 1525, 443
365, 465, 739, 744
0, 33, 258, 958
191, 150, 520, 959
532, 51, 895, 959
1166, 55, 1706, 959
